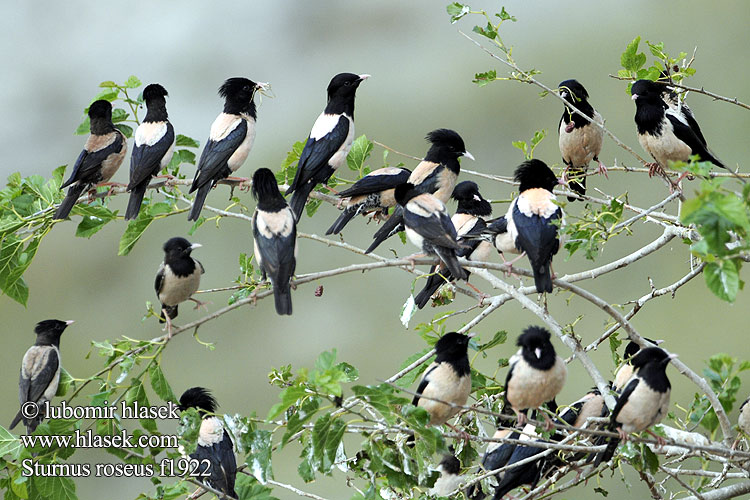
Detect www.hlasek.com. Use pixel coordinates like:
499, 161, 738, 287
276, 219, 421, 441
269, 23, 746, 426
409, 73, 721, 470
19, 401, 212, 479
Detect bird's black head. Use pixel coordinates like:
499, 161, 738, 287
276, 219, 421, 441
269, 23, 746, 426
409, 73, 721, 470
630, 80, 664, 102
162, 237, 200, 262
219, 77, 266, 117
517, 326, 557, 370
438, 454, 461, 475
513, 159, 558, 193
394, 182, 418, 206
558, 79, 589, 104
252, 168, 286, 210
623, 338, 662, 362
452, 181, 492, 217
34, 319, 73, 346
434, 332, 472, 374
632, 347, 674, 391
178, 387, 218, 414
88, 100, 113, 121
424, 129, 473, 169
142, 83, 169, 102
631, 347, 673, 369
325, 73, 369, 116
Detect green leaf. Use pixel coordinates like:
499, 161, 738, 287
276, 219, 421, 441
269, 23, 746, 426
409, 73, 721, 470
110, 108, 129, 123
94, 89, 119, 102
478, 330, 507, 352
118, 214, 154, 256
244, 429, 273, 484
642, 444, 659, 473
33, 475, 77, 500
446, 2, 470, 23
148, 364, 176, 402
125, 75, 142, 89
346, 135, 373, 172
234, 474, 280, 500
75, 214, 113, 238
704, 260, 740, 302
267, 385, 307, 420
473, 70, 497, 87
305, 198, 322, 218
621, 36, 646, 72
310, 414, 346, 475
75, 116, 90, 135
114, 123, 133, 138
55, 368, 74, 397
0, 426, 22, 459
175, 134, 200, 148
472, 22, 497, 40
99, 81, 117, 88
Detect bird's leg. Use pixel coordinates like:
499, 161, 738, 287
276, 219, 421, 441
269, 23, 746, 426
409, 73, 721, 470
646, 429, 666, 448
324, 185, 341, 195
189, 297, 211, 311
161, 310, 175, 339
645, 162, 663, 178
542, 413, 555, 432
595, 157, 609, 179
464, 280, 489, 305
405, 253, 427, 271
445, 422, 472, 443
617, 428, 629, 441
500, 252, 526, 278
514, 408, 527, 427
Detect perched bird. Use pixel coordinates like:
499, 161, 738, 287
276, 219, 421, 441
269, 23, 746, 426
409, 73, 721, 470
325, 166, 411, 235
55, 100, 127, 220
251, 168, 297, 315
558, 388, 607, 428
461, 215, 519, 262
482, 428, 521, 473
429, 454, 464, 497
10, 319, 74, 433
188, 78, 268, 221
505, 159, 563, 293
594, 347, 675, 466
490, 423, 547, 500
286, 73, 370, 221
613, 338, 663, 392
738, 397, 750, 438
412, 332, 473, 427
155, 237, 205, 337
395, 183, 467, 281
557, 79, 605, 200
366, 129, 473, 254
126, 84, 175, 220
178, 387, 237, 498
630, 79, 741, 182
414, 181, 492, 309
505, 326, 567, 429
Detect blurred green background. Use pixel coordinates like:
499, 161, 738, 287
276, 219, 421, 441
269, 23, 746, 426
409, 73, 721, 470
1, 1, 749, 498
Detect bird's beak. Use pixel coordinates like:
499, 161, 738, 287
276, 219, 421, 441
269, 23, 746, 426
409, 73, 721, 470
462, 151, 475, 161
560, 91, 569, 99
653, 339, 665, 345
358, 74, 371, 81
631, 94, 639, 100
557, 177, 566, 186
65, 320, 75, 326
534, 348, 542, 359
256, 82, 270, 91
473, 195, 481, 201
667, 353, 678, 361
190, 243, 202, 250
466, 332, 477, 338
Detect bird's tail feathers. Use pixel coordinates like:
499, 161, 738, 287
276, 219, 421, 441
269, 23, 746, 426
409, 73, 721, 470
533, 262, 553, 293
9, 410, 22, 430
125, 182, 148, 220
592, 434, 619, 467
414, 268, 450, 309
188, 183, 212, 221
159, 304, 178, 323
436, 248, 467, 281
54, 183, 87, 220
325, 207, 357, 235
365, 209, 404, 254
567, 169, 586, 201
272, 279, 293, 316
289, 185, 313, 222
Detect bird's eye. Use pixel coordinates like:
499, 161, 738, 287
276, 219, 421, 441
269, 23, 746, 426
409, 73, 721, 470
244, 85, 250, 91
344, 81, 351, 86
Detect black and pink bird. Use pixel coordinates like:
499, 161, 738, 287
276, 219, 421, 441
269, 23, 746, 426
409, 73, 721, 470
55, 100, 127, 220
252, 168, 297, 316
188, 77, 268, 221
286, 73, 370, 221
126, 84, 175, 220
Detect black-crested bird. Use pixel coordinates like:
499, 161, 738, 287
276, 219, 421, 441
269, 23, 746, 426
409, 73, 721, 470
490, 423, 547, 500
155, 237, 205, 337
558, 79, 605, 200
482, 427, 520, 473
286, 73, 370, 221
251, 168, 297, 316
412, 332, 473, 427
325, 166, 411, 235
505, 159, 563, 293
366, 129, 473, 254
188, 78, 268, 221
594, 347, 675, 466
10, 319, 74, 433
613, 338, 663, 392
126, 84, 175, 220
429, 454, 464, 497
462, 215, 520, 263
55, 100, 127, 220
178, 387, 237, 498
395, 183, 467, 281
505, 326, 567, 430
630, 79, 742, 182
414, 180, 492, 309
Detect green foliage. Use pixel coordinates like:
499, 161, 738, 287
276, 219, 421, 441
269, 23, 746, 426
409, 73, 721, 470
511, 129, 546, 160
617, 37, 696, 91
563, 197, 625, 261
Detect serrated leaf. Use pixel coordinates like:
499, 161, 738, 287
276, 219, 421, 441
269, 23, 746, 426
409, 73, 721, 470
33, 475, 77, 500
75, 215, 113, 238
704, 260, 739, 302
148, 364, 176, 402
446, 2, 470, 23
245, 429, 273, 484
234, 474, 280, 500
473, 70, 497, 87
118, 215, 154, 256
125, 75, 142, 89
621, 36, 646, 72
478, 330, 507, 351
74, 117, 90, 135
55, 368, 74, 397
346, 135, 373, 172
175, 134, 200, 148
114, 123, 133, 138
0, 426, 22, 459
267, 386, 307, 420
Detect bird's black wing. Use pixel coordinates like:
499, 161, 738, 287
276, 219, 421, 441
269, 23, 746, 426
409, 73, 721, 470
512, 205, 562, 263
404, 206, 461, 250
289, 116, 349, 191
611, 377, 639, 424
67, 133, 125, 187
665, 113, 723, 167
337, 168, 411, 198
129, 122, 175, 188
253, 209, 297, 280
191, 119, 248, 191
457, 218, 487, 258
214, 430, 237, 495
492, 444, 545, 499
412, 364, 437, 406
679, 104, 707, 147
503, 359, 517, 408
154, 265, 165, 296
482, 430, 520, 472
25, 348, 59, 404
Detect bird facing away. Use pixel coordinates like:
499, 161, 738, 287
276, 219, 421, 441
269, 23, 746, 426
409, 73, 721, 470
415, 180, 492, 309
126, 84, 175, 220
412, 332, 473, 426
155, 237, 205, 337
613, 338, 663, 392
505, 159, 563, 293
395, 183, 467, 281
178, 387, 237, 498
188, 77, 268, 221
557, 79, 605, 200
594, 347, 675, 466
55, 100, 127, 220
10, 319, 74, 433
325, 166, 411, 235
505, 326, 567, 429
252, 168, 297, 315
630, 79, 742, 182
366, 129, 473, 254
490, 423, 547, 500
286, 72, 370, 221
